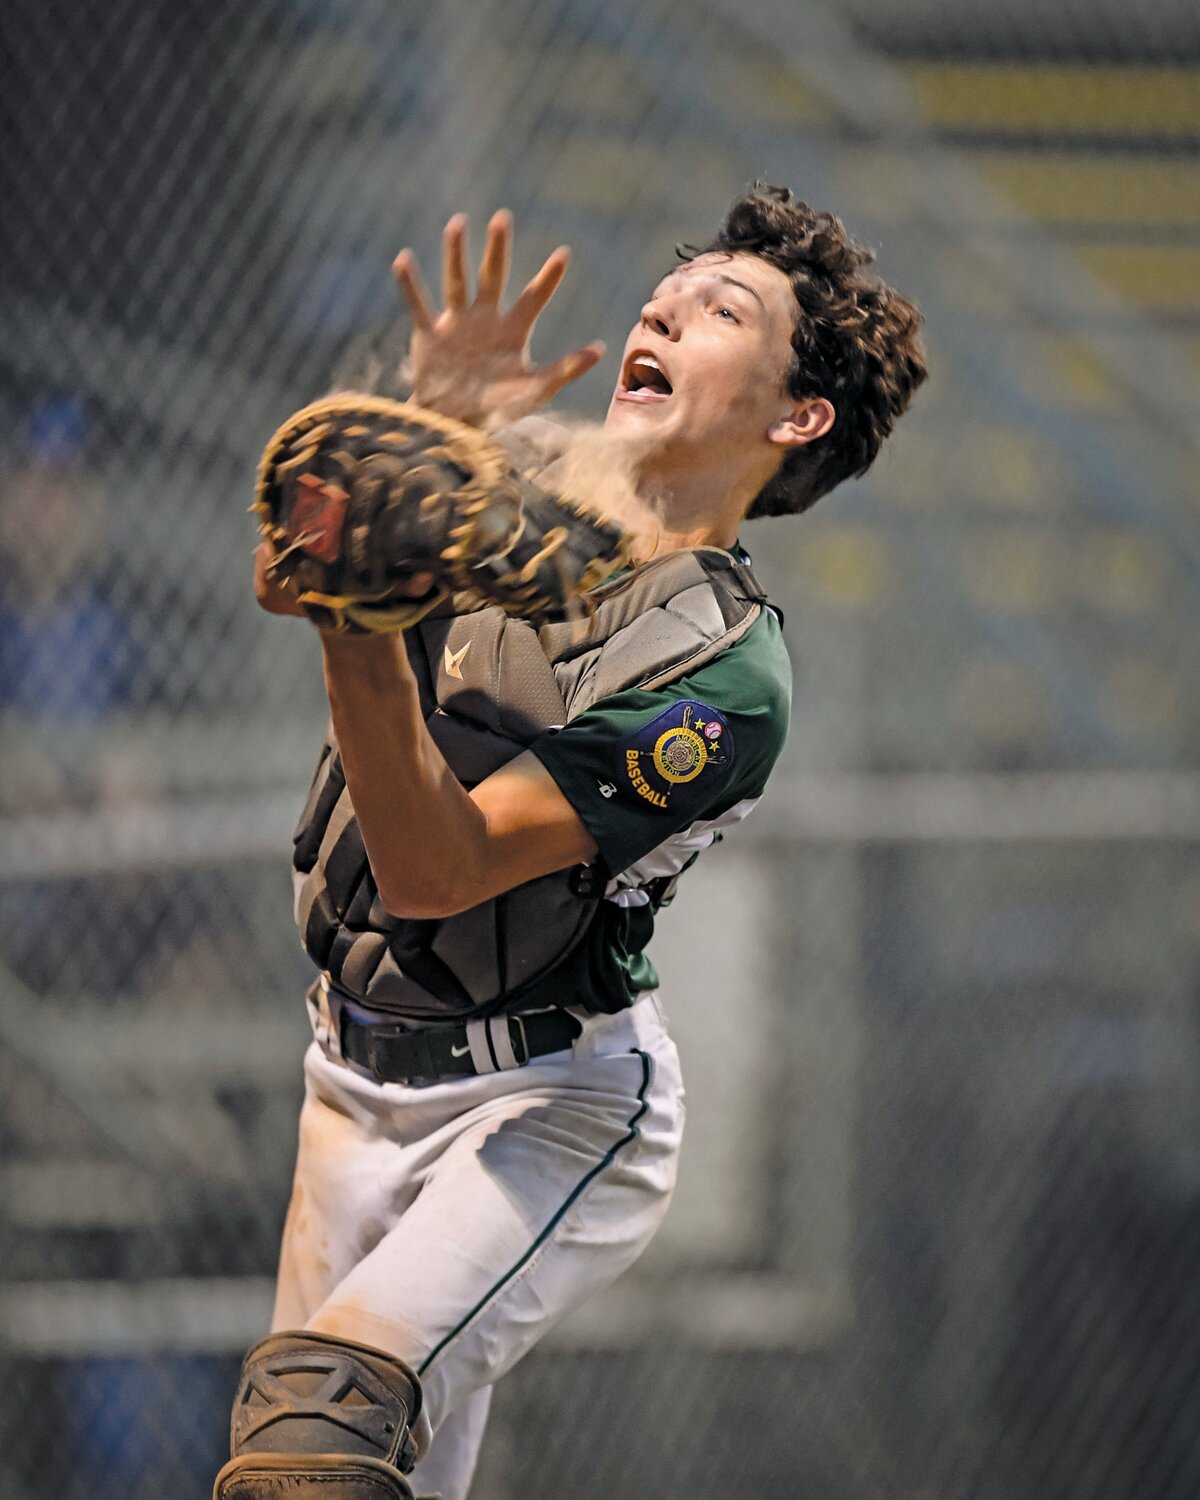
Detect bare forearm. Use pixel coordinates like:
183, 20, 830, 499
320, 632, 487, 918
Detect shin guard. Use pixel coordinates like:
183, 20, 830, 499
213, 1330, 422, 1499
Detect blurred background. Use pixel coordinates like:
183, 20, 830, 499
1, 0, 1198, 1496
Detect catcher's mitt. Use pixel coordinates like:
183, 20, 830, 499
253, 394, 633, 631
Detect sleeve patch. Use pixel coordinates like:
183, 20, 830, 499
616, 699, 735, 812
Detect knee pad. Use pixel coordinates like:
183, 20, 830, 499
213, 1330, 422, 1500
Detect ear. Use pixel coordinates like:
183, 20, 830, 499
768, 397, 836, 449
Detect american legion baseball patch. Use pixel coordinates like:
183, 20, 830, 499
618, 699, 734, 810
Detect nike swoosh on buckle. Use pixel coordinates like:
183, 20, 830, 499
450, 1041, 472, 1058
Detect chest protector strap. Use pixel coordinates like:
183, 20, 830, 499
291, 548, 770, 1020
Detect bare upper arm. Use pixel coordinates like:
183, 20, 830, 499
461, 748, 598, 908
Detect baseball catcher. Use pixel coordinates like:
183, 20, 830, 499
217, 188, 926, 1500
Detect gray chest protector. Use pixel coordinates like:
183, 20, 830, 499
291, 547, 769, 1019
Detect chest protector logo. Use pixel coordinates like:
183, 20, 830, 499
621, 700, 733, 810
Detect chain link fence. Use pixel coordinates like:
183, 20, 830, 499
1, 1, 1198, 1496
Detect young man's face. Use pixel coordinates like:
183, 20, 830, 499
604, 251, 802, 476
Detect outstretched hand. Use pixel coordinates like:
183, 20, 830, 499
393, 210, 605, 429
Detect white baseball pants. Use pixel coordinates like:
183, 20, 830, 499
270, 990, 685, 1500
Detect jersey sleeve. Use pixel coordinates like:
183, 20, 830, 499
527, 609, 792, 876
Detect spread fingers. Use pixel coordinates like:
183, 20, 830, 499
392, 250, 436, 333
475, 209, 512, 306
441, 213, 470, 312
510, 246, 571, 328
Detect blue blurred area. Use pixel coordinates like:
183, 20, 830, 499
1, 1357, 235, 1500
0, 588, 135, 719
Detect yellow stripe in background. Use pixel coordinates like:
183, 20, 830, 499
979, 156, 1200, 227
904, 65, 1200, 136
1076, 245, 1200, 313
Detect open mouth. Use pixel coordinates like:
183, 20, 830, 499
617, 350, 673, 403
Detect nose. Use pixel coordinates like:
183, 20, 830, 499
639, 294, 679, 340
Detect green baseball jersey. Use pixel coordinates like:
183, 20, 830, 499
524, 601, 791, 1013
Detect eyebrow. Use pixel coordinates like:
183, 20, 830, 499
712, 272, 767, 311
657, 267, 767, 312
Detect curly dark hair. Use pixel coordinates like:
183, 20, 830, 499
682, 183, 928, 517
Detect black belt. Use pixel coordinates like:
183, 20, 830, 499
333, 993, 584, 1085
